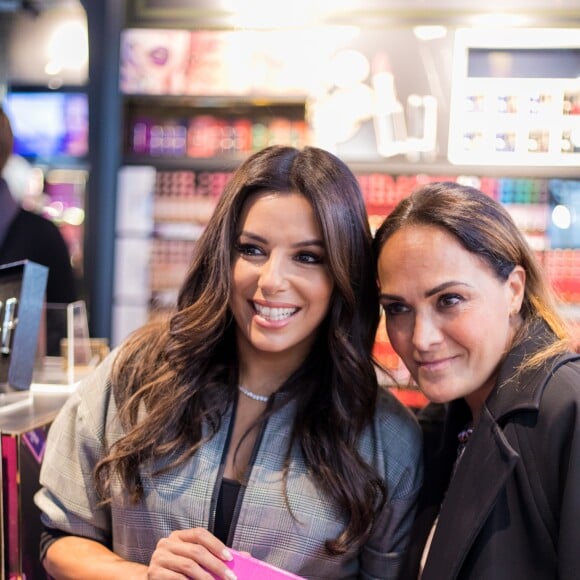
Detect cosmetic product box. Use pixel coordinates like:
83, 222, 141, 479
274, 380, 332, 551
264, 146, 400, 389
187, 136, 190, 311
211, 549, 306, 579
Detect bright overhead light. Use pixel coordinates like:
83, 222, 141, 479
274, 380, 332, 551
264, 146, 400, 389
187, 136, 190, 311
227, 0, 317, 28
329, 49, 370, 88
470, 14, 530, 28
552, 205, 572, 230
46, 20, 88, 71
413, 26, 447, 41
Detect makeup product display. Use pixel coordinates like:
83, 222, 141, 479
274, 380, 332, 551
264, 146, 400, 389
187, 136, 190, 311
449, 28, 580, 166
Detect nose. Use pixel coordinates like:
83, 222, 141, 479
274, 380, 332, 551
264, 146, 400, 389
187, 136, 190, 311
258, 253, 288, 294
411, 311, 443, 352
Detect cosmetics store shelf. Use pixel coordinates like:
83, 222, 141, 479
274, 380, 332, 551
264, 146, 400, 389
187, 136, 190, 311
123, 94, 308, 108
28, 157, 90, 172
123, 154, 247, 171
345, 159, 580, 179
123, 153, 580, 180
122, 89, 580, 179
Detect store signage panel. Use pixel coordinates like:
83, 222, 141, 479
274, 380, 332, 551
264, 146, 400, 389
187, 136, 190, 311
448, 28, 580, 166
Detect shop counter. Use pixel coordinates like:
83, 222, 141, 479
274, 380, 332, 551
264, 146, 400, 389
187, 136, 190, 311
1, 387, 72, 580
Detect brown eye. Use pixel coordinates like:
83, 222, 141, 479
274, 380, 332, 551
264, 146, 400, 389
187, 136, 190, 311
296, 252, 323, 264
382, 302, 409, 316
439, 294, 463, 308
235, 243, 264, 257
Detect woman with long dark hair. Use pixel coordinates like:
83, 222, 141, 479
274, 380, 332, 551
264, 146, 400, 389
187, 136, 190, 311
36, 145, 422, 579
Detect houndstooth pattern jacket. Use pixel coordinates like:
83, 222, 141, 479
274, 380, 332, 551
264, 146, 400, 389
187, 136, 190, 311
35, 351, 422, 579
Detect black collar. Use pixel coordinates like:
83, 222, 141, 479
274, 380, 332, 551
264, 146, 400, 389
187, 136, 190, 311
486, 319, 578, 422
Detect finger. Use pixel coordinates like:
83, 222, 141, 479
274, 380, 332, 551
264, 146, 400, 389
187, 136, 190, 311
178, 545, 235, 580
147, 562, 190, 580
174, 529, 234, 563
152, 538, 235, 580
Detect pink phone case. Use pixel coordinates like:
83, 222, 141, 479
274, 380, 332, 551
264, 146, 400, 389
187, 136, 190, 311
211, 549, 306, 579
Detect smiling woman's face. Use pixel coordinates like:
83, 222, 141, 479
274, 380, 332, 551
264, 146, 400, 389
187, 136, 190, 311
377, 223, 524, 416
230, 191, 334, 373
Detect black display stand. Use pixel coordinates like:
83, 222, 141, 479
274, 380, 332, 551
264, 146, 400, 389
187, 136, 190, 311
0, 260, 48, 392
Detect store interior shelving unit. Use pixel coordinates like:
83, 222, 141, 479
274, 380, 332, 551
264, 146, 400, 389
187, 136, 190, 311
74, 2, 580, 395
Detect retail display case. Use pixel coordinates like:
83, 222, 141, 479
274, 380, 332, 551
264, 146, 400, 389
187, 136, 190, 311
448, 27, 580, 167
0, 259, 53, 580
1, 392, 69, 580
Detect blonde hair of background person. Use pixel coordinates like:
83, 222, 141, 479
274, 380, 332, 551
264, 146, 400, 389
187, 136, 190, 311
373, 181, 580, 579
35, 145, 422, 580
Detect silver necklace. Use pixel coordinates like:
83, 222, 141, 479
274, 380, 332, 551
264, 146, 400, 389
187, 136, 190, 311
238, 385, 269, 403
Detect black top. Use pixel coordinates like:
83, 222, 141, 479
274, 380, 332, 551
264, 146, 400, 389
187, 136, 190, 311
214, 477, 242, 544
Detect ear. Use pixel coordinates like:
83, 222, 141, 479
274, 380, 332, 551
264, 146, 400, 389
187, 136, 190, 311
506, 265, 526, 314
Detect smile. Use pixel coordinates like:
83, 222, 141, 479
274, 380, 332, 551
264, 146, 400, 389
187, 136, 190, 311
253, 303, 299, 321
416, 357, 455, 372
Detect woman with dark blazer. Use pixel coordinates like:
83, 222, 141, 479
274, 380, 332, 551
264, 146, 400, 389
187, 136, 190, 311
374, 181, 580, 579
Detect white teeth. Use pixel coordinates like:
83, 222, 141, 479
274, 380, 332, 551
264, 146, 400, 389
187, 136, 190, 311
254, 304, 298, 321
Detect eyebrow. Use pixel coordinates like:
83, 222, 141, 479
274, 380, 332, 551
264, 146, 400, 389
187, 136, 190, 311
239, 231, 325, 249
380, 281, 472, 301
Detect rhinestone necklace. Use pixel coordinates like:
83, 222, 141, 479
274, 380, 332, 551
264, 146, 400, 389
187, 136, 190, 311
238, 385, 269, 403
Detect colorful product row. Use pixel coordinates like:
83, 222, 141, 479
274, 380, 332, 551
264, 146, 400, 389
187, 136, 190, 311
541, 249, 580, 303
464, 91, 580, 116
154, 170, 231, 198
149, 238, 196, 292
130, 117, 310, 158
359, 175, 551, 214
154, 170, 227, 222
151, 165, 556, 214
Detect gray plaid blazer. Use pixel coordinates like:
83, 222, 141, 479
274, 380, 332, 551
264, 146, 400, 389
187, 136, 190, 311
35, 352, 422, 579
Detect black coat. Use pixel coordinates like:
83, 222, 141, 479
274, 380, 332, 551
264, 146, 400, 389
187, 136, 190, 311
401, 321, 580, 579
0, 184, 78, 355
0, 208, 78, 305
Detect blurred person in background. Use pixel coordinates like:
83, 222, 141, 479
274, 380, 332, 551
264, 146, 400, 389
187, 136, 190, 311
0, 106, 77, 354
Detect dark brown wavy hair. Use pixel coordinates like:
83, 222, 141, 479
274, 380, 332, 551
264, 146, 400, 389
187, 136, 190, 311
96, 145, 384, 554
373, 181, 571, 371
